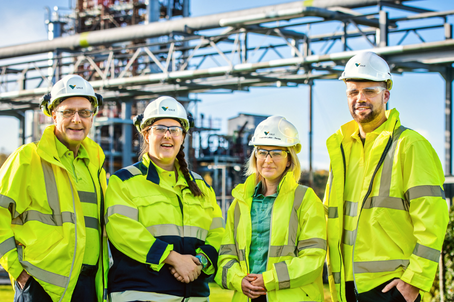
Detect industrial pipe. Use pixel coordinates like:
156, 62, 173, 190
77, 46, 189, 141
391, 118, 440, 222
0, 0, 412, 59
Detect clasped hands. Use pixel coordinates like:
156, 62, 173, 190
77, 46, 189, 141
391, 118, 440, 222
165, 251, 203, 283
242, 273, 267, 299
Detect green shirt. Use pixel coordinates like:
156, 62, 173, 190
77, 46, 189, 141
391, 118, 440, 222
249, 182, 278, 274
55, 137, 99, 265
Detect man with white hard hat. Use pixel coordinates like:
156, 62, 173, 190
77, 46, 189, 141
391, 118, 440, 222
0, 75, 108, 302
324, 52, 449, 302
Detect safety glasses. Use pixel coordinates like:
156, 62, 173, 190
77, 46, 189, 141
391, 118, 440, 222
346, 86, 386, 99
255, 149, 289, 160
56, 109, 94, 118
150, 125, 184, 137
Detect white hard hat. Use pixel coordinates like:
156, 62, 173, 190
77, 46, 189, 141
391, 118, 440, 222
134, 96, 190, 132
339, 51, 393, 90
40, 74, 102, 117
249, 115, 301, 153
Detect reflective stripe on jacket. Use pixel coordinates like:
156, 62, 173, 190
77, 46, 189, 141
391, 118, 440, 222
105, 159, 224, 299
0, 125, 108, 302
324, 108, 449, 301
215, 172, 326, 302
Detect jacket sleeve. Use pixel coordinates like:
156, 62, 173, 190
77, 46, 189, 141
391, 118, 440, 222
263, 188, 327, 291
214, 200, 246, 292
0, 148, 31, 280
195, 185, 225, 276
399, 138, 449, 292
104, 175, 173, 271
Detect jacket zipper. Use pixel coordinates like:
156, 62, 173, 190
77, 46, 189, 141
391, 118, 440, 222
351, 131, 394, 296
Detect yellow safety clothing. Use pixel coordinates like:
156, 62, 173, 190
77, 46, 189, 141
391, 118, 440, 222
215, 172, 327, 302
0, 125, 108, 302
324, 109, 449, 301
105, 154, 224, 301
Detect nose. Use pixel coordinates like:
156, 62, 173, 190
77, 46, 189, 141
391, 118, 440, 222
72, 112, 82, 123
164, 129, 172, 138
264, 154, 273, 162
358, 91, 367, 101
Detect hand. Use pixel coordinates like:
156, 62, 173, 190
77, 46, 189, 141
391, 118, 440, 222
250, 273, 265, 288
241, 275, 266, 299
164, 251, 202, 283
17, 270, 30, 289
382, 279, 420, 302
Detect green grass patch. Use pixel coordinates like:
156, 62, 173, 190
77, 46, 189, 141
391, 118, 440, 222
0, 284, 14, 302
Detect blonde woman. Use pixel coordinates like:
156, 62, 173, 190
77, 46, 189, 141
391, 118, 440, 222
105, 96, 224, 302
215, 115, 326, 302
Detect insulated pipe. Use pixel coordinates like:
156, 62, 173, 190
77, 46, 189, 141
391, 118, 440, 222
0, 0, 412, 59
1, 37, 452, 101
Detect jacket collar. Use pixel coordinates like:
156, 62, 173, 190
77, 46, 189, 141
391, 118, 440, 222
141, 153, 188, 188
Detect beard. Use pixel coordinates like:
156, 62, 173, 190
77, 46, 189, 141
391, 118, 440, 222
351, 103, 380, 124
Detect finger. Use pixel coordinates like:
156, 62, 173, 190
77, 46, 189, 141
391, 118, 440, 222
382, 279, 399, 293
192, 256, 201, 265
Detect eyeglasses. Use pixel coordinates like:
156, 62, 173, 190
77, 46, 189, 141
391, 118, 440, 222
255, 149, 289, 160
346, 86, 386, 99
150, 125, 184, 137
56, 109, 94, 118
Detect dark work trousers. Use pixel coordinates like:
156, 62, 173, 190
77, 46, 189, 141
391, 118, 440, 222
251, 295, 267, 302
346, 279, 422, 302
14, 265, 97, 302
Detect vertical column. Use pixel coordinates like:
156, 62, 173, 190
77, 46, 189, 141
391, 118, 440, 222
308, 80, 314, 187
377, 10, 389, 48
445, 66, 453, 175
122, 101, 132, 167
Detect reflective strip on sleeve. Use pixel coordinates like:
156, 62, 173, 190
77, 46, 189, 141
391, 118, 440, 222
354, 259, 409, 274
0, 237, 16, 258
12, 210, 75, 226
146, 224, 209, 241
413, 243, 440, 263
269, 245, 297, 258
41, 159, 63, 226
17, 245, 69, 288
84, 216, 99, 230
363, 196, 408, 211
297, 238, 327, 251
238, 249, 246, 261
0, 194, 15, 209
288, 185, 308, 246
344, 201, 358, 217
210, 217, 225, 229
105, 205, 138, 224
405, 185, 445, 202
219, 244, 237, 256
328, 207, 338, 218
333, 272, 341, 284
222, 259, 236, 289
342, 229, 356, 246
78, 191, 97, 204
275, 261, 291, 290
328, 167, 333, 199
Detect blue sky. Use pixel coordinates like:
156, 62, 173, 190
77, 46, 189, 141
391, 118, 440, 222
1, 0, 453, 173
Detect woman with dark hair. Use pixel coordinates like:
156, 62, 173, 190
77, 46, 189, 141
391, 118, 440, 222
105, 96, 224, 302
215, 116, 326, 302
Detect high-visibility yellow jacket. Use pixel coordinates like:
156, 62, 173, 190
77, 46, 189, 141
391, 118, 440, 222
215, 172, 327, 302
0, 125, 108, 302
324, 109, 449, 301
105, 157, 224, 301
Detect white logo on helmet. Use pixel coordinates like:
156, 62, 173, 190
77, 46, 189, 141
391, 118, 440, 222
161, 106, 176, 112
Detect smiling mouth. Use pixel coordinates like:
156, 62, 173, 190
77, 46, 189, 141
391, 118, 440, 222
161, 143, 173, 148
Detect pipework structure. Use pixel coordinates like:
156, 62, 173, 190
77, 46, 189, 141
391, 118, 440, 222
0, 0, 453, 186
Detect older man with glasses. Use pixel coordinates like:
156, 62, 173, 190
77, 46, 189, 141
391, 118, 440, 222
324, 52, 449, 302
0, 75, 108, 302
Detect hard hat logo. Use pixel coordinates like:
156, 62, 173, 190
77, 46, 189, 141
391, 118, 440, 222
264, 131, 269, 135
69, 84, 76, 89
162, 106, 168, 111
355, 62, 365, 67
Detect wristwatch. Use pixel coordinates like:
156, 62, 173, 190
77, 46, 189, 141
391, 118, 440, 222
195, 254, 208, 269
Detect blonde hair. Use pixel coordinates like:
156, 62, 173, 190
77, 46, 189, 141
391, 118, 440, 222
245, 146, 301, 185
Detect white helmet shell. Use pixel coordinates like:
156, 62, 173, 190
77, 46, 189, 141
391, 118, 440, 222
339, 51, 393, 90
140, 96, 189, 131
249, 115, 301, 153
46, 75, 98, 116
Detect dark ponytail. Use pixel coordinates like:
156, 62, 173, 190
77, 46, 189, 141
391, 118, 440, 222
176, 146, 204, 197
